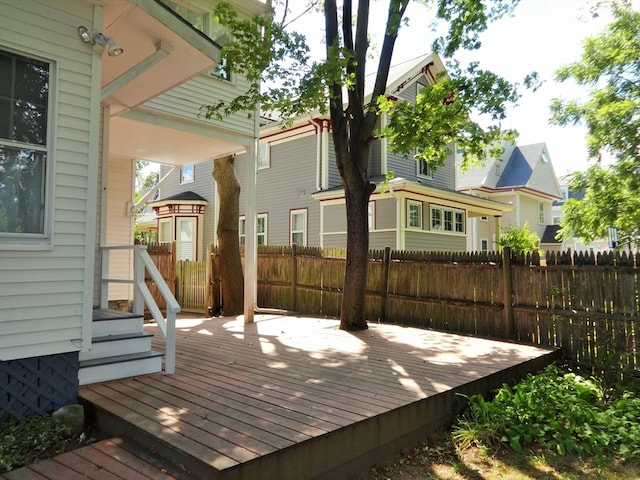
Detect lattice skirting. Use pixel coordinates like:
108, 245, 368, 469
1, 352, 79, 417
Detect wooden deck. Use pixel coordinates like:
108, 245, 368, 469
5, 315, 561, 480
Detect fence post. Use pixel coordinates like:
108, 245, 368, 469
380, 246, 391, 322
502, 246, 514, 338
291, 244, 298, 311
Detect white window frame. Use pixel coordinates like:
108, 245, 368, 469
290, 209, 307, 246
480, 239, 489, 252
257, 213, 267, 245
258, 143, 270, 170
538, 201, 545, 225
159, 219, 172, 243
368, 201, 375, 230
416, 159, 432, 179
430, 205, 465, 234
0, 48, 54, 248
407, 200, 422, 229
238, 215, 246, 246
180, 165, 194, 184
177, 217, 196, 261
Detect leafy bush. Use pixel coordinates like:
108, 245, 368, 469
498, 222, 540, 254
452, 364, 640, 459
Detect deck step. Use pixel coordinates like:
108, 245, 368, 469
92, 312, 145, 337
79, 332, 154, 361
79, 351, 163, 385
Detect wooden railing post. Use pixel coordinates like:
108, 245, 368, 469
502, 246, 514, 339
380, 246, 391, 322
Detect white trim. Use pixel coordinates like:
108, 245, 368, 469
407, 200, 422, 229
290, 208, 307, 246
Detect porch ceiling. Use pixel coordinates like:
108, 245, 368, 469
109, 115, 245, 166
101, 0, 220, 116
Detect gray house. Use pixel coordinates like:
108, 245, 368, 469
151, 53, 513, 253
457, 142, 564, 252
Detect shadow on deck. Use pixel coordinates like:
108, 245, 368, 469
75, 315, 560, 480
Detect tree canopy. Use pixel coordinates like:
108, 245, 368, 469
551, 1, 640, 244
203, 0, 528, 329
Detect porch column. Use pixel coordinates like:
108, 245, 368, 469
243, 111, 259, 322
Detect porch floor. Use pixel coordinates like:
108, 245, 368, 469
5, 315, 561, 480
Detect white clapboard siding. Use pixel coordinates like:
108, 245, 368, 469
0, 0, 98, 361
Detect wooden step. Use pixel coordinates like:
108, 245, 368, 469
79, 351, 163, 385
92, 311, 144, 337
79, 332, 154, 361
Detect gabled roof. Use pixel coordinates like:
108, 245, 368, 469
541, 224, 562, 244
457, 142, 563, 200
152, 191, 208, 204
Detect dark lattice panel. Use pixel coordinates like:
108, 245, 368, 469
1, 352, 79, 417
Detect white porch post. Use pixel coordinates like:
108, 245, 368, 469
243, 109, 259, 322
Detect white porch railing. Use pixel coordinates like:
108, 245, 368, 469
100, 245, 180, 374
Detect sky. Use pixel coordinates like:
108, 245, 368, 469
284, 0, 639, 178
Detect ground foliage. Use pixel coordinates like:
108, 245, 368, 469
362, 363, 640, 480
0, 414, 98, 474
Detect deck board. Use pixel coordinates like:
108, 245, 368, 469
76, 315, 560, 479
0, 314, 558, 480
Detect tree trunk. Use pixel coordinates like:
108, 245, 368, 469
340, 174, 374, 330
212, 155, 244, 315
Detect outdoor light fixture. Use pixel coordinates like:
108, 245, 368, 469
77, 26, 124, 56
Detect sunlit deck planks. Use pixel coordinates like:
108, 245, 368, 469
73, 314, 560, 479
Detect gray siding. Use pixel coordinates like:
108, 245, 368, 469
373, 198, 396, 230
405, 232, 466, 252
238, 133, 322, 246
387, 146, 456, 190
327, 137, 341, 189
0, 0, 97, 359
370, 231, 397, 250
159, 161, 217, 247
322, 204, 347, 234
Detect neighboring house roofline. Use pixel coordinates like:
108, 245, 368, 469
468, 185, 563, 201
150, 191, 209, 206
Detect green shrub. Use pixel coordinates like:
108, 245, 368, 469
1, 415, 75, 473
452, 364, 640, 459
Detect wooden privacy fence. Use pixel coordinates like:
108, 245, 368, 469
175, 260, 207, 313
142, 242, 175, 318
243, 245, 639, 375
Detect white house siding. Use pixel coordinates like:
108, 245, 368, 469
142, 74, 255, 138
105, 156, 135, 301
0, 0, 99, 360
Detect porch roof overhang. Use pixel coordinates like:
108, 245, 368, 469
100, 0, 222, 117
311, 178, 513, 217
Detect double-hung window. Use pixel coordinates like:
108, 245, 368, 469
431, 205, 465, 233
0, 49, 51, 242
257, 214, 267, 245
407, 200, 422, 228
290, 209, 307, 246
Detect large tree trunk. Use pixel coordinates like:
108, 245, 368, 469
212, 155, 244, 315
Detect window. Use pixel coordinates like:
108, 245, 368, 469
561, 185, 569, 201
538, 201, 545, 224
257, 214, 267, 245
368, 201, 375, 230
416, 159, 432, 179
238, 216, 245, 245
0, 49, 51, 239
159, 219, 172, 243
407, 200, 422, 228
161, 0, 206, 32
258, 143, 270, 169
430, 205, 465, 233
239, 214, 267, 245
480, 216, 488, 222
290, 209, 307, 246
208, 58, 231, 81
178, 218, 195, 261
481, 239, 489, 252
180, 165, 194, 184
541, 152, 549, 163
